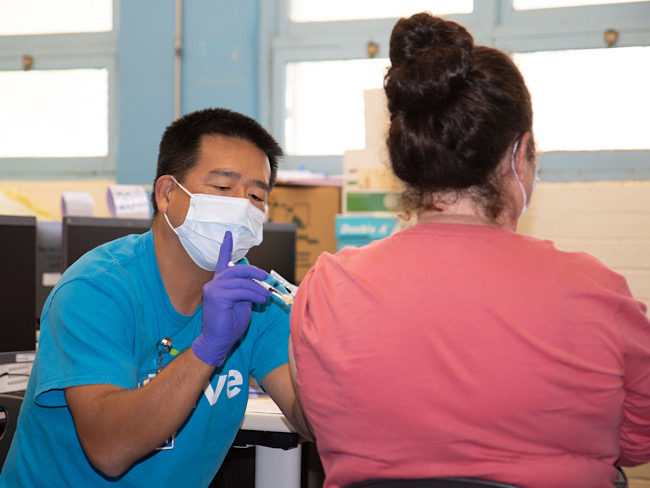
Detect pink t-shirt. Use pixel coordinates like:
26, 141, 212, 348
290, 223, 650, 488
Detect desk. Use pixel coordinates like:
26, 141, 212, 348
0, 351, 35, 394
237, 390, 302, 488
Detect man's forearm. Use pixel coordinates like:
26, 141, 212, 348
289, 393, 315, 442
65, 349, 214, 477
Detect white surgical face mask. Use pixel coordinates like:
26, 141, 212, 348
511, 139, 538, 218
164, 176, 265, 271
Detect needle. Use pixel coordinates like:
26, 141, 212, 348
228, 262, 294, 305
251, 278, 294, 305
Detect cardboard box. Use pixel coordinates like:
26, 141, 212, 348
267, 185, 341, 283
335, 214, 401, 251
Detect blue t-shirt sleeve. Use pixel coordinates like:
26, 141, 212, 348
35, 273, 139, 407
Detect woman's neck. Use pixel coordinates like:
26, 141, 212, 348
416, 210, 497, 227
415, 196, 514, 230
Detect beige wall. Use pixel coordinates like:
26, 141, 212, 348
626, 464, 650, 488
0, 180, 115, 221
519, 180, 650, 310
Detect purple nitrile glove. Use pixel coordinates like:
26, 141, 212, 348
192, 231, 271, 367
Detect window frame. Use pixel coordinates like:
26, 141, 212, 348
0, 9, 118, 180
260, 0, 650, 181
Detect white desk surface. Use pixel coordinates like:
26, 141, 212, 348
242, 390, 296, 433
243, 390, 302, 488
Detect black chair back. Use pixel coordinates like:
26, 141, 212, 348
0, 393, 23, 471
344, 478, 524, 488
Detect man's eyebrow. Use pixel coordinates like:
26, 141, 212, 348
253, 179, 271, 192
208, 169, 270, 192
208, 169, 241, 179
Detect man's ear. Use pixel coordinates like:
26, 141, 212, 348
154, 175, 175, 214
513, 132, 532, 183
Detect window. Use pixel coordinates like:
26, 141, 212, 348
0, 69, 108, 158
513, 46, 650, 152
285, 59, 389, 156
262, 0, 650, 180
289, 0, 472, 22
0, 0, 112, 35
513, 0, 647, 10
0, 0, 116, 179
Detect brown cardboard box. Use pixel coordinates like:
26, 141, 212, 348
267, 185, 341, 283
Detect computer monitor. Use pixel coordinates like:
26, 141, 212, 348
61, 216, 152, 269
0, 215, 37, 354
36, 220, 63, 327
247, 222, 297, 284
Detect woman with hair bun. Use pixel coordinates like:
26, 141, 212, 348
290, 12, 650, 488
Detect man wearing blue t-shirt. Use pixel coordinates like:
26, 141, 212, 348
0, 108, 312, 487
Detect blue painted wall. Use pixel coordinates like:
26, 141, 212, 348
117, 0, 260, 184
182, 1, 259, 116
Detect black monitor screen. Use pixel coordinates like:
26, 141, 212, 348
36, 221, 62, 327
62, 216, 152, 270
0, 215, 37, 353
247, 222, 297, 284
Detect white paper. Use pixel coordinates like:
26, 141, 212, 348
107, 184, 150, 219
61, 192, 94, 217
42, 272, 61, 287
